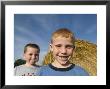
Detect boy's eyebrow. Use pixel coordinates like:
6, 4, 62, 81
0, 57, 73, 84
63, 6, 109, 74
54, 44, 62, 47
66, 45, 75, 48
54, 44, 75, 48
55, 44, 62, 45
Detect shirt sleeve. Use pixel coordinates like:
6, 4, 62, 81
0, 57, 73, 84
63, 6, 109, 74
78, 67, 89, 76
14, 67, 17, 76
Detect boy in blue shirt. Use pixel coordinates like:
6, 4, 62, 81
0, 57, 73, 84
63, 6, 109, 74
37, 28, 89, 76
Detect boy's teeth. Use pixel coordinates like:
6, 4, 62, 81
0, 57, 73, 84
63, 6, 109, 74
60, 56, 67, 58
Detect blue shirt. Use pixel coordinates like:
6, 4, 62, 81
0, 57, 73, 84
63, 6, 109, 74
36, 64, 89, 76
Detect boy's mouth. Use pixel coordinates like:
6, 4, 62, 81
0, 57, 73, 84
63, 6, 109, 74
58, 56, 69, 60
59, 56, 68, 58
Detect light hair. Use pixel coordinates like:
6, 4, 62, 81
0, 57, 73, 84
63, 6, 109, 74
24, 43, 40, 53
51, 28, 75, 46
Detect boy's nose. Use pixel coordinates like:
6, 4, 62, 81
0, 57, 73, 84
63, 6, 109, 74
32, 55, 37, 59
60, 47, 67, 54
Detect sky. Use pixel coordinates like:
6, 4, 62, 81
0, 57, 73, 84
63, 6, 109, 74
14, 14, 97, 65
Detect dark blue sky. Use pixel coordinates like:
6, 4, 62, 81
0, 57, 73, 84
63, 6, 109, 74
14, 14, 97, 64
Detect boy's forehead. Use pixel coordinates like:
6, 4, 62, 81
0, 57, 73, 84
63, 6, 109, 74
53, 36, 72, 40
26, 47, 38, 51
52, 36, 73, 43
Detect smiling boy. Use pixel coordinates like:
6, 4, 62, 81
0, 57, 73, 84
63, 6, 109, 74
37, 28, 89, 76
14, 43, 40, 76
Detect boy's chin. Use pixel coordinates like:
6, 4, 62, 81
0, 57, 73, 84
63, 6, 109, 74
58, 60, 69, 65
30, 62, 36, 65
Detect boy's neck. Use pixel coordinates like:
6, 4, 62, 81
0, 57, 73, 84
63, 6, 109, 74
24, 63, 36, 68
52, 61, 72, 68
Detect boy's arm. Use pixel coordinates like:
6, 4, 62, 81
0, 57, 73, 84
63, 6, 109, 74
14, 67, 17, 76
82, 69, 89, 76
79, 67, 89, 76
75, 65, 89, 76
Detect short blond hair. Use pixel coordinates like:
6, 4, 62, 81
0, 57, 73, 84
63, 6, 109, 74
51, 28, 75, 45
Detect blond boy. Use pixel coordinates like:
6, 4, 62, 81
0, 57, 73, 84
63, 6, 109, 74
37, 28, 89, 76
14, 43, 40, 76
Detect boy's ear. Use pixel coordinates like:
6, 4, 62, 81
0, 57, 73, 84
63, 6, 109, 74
74, 45, 76, 50
49, 44, 53, 51
23, 54, 26, 60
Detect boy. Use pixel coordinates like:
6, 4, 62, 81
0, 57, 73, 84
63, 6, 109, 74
37, 28, 89, 76
14, 43, 40, 76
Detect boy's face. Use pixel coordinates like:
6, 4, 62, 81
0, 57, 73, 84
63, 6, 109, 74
23, 47, 39, 65
50, 37, 74, 65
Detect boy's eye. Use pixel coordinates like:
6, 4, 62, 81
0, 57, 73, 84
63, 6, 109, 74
35, 54, 39, 56
29, 54, 38, 56
29, 54, 32, 56
55, 45, 61, 48
66, 45, 74, 49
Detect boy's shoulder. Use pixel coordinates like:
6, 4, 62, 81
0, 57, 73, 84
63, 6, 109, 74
15, 64, 41, 70
41, 65, 49, 68
40, 64, 50, 70
15, 64, 24, 68
74, 65, 85, 70
14, 64, 26, 70
35, 65, 41, 68
74, 65, 89, 75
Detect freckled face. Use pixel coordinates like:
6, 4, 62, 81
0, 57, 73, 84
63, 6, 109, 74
50, 37, 74, 65
23, 47, 39, 65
